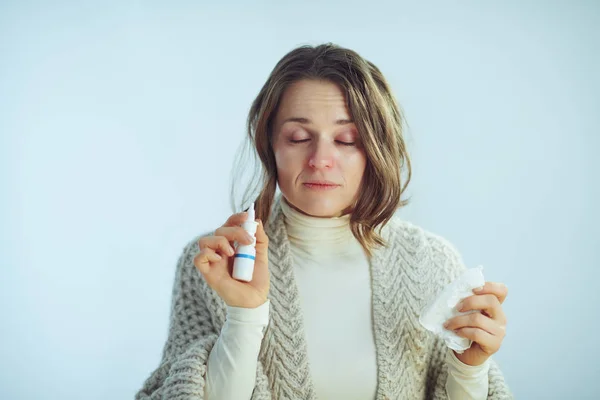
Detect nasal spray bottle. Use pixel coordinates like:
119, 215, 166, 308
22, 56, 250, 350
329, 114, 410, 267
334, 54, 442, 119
232, 202, 259, 282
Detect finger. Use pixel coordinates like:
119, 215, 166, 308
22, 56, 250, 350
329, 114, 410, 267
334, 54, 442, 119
454, 327, 500, 354
458, 294, 505, 323
198, 236, 236, 256
444, 311, 505, 337
222, 212, 249, 228
253, 219, 269, 271
251, 219, 270, 288
193, 247, 223, 276
214, 226, 254, 245
254, 219, 268, 251
473, 282, 508, 304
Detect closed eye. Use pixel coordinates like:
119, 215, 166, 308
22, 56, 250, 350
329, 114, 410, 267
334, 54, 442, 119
289, 139, 355, 146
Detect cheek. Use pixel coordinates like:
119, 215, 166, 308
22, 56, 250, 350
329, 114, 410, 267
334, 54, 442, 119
274, 147, 302, 185
275, 146, 305, 170
342, 152, 367, 183
274, 147, 289, 172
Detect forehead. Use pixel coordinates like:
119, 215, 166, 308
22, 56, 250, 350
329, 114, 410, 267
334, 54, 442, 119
275, 80, 351, 120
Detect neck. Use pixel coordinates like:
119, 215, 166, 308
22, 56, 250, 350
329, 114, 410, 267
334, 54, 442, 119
280, 197, 364, 259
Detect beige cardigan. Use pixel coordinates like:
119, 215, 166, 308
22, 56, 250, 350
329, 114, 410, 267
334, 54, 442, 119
136, 195, 512, 399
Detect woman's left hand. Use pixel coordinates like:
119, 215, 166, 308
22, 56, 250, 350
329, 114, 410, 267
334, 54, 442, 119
443, 282, 508, 366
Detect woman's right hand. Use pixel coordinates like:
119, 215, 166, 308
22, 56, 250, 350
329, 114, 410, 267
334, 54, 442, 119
193, 212, 270, 309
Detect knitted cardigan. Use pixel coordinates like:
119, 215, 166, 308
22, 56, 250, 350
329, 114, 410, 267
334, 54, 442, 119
136, 195, 513, 399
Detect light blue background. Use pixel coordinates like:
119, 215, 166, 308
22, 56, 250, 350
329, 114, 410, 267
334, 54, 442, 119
1, 1, 598, 398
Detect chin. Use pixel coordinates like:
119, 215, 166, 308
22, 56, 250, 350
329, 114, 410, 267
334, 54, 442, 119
294, 197, 346, 218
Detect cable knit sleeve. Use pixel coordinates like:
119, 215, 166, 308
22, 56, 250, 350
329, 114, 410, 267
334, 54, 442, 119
424, 233, 513, 400
135, 237, 272, 400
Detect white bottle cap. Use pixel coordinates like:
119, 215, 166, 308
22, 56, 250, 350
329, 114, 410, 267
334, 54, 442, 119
247, 202, 255, 221
241, 203, 258, 240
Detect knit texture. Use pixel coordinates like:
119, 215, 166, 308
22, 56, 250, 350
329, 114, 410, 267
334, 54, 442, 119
136, 195, 513, 399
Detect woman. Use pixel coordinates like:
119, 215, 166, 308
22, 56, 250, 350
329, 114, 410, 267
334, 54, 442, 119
136, 43, 511, 399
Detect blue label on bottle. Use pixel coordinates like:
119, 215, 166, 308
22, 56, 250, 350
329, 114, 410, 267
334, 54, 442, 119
234, 254, 255, 261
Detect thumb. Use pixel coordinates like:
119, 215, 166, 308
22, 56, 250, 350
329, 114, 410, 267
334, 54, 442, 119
254, 219, 268, 262
248, 219, 269, 289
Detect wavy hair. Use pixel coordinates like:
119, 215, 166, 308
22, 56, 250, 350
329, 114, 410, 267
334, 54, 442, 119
230, 43, 412, 256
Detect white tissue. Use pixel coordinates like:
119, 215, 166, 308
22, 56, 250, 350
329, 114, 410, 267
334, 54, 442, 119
419, 266, 486, 354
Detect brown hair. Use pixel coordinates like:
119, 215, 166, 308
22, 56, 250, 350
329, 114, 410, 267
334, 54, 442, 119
230, 43, 412, 256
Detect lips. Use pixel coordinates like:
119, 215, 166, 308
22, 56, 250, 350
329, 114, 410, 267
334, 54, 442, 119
303, 180, 340, 190
304, 180, 339, 186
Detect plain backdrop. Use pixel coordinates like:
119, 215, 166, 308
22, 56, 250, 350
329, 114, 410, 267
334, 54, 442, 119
1, 1, 598, 399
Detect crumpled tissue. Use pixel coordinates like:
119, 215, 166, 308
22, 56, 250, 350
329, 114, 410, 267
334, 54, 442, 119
419, 266, 486, 354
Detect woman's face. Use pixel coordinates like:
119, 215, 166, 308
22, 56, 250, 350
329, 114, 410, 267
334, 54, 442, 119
272, 79, 367, 218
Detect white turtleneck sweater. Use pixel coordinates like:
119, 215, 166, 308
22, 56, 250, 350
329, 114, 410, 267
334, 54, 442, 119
205, 198, 489, 399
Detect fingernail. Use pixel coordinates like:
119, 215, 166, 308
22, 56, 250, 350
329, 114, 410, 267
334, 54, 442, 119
455, 301, 464, 312
215, 253, 222, 260
473, 286, 484, 292
228, 246, 235, 256
443, 321, 450, 328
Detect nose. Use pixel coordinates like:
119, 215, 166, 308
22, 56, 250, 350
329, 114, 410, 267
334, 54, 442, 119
308, 140, 335, 169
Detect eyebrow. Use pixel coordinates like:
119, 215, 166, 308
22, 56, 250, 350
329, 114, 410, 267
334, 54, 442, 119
282, 117, 354, 125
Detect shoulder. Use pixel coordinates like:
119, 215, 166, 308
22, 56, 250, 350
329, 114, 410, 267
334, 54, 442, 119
384, 215, 467, 286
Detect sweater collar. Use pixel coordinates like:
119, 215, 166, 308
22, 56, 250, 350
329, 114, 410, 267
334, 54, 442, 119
280, 196, 362, 258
